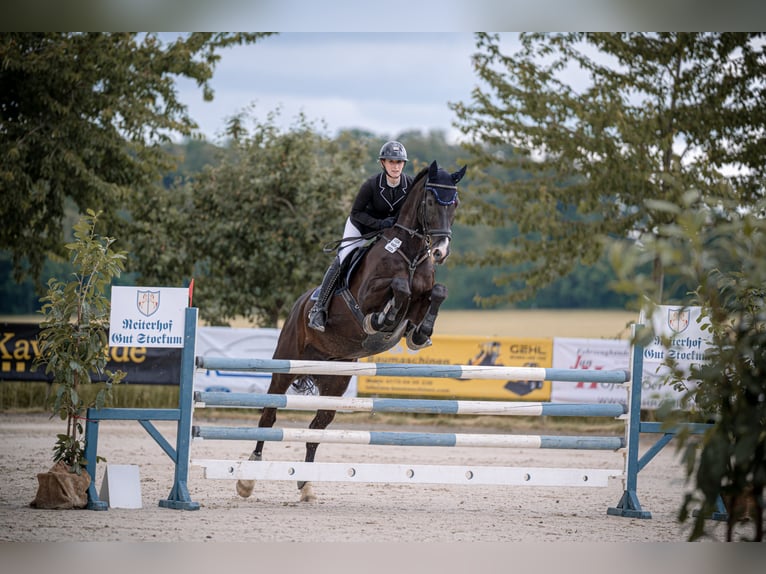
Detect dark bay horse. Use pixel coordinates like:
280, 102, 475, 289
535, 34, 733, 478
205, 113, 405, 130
237, 160, 466, 501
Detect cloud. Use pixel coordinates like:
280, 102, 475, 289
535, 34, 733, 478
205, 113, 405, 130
178, 33, 481, 143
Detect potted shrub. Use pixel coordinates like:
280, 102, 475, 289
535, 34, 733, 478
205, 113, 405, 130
30, 209, 127, 509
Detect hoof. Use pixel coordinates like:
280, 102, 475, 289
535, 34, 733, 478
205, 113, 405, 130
307, 309, 326, 332
406, 330, 432, 350
236, 479, 254, 498
299, 481, 316, 502
236, 451, 261, 498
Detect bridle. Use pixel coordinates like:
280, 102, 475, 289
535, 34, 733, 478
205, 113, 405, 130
394, 178, 458, 242
389, 177, 458, 275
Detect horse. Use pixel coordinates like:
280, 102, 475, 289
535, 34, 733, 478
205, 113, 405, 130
236, 160, 467, 502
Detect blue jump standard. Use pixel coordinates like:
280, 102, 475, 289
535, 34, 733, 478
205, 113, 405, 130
83, 307, 201, 511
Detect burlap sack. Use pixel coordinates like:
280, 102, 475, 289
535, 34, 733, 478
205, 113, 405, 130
30, 461, 91, 509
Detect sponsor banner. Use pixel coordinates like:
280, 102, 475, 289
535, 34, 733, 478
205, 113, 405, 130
0, 322, 181, 385
109, 286, 189, 348
550, 338, 631, 406
358, 335, 553, 400
639, 305, 711, 409
193, 326, 358, 396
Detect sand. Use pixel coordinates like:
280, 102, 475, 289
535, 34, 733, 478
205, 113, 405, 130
0, 412, 753, 544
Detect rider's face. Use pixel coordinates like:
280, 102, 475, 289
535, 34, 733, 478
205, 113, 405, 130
381, 159, 405, 176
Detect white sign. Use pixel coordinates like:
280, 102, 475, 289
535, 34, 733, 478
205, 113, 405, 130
639, 305, 711, 409
550, 306, 712, 410
109, 286, 189, 348
550, 337, 631, 406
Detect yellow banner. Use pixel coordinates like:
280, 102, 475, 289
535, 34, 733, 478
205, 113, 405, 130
358, 335, 553, 400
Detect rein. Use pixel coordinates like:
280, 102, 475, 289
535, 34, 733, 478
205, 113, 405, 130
321, 230, 382, 254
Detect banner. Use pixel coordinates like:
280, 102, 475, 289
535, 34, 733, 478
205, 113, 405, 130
0, 322, 181, 385
639, 305, 711, 409
358, 334, 553, 400
194, 326, 358, 396
3, 307, 710, 407
550, 337, 631, 406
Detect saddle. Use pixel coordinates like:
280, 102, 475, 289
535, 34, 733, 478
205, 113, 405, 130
310, 236, 381, 302
338, 237, 380, 290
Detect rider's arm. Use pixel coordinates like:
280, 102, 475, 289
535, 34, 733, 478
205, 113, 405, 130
350, 179, 387, 232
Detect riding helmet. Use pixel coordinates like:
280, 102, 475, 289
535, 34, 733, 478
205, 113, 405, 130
378, 141, 408, 162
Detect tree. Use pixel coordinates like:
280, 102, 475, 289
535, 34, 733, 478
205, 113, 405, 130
610, 193, 766, 541
450, 33, 766, 307
35, 210, 127, 477
0, 32, 273, 284
170, 110, 368, 327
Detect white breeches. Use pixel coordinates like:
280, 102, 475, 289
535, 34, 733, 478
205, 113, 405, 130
338, 217, 364, 264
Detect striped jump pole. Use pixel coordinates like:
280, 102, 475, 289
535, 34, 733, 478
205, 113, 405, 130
194, 392, 627, 418
195, 356, 630, 384
192, 426, 626, 450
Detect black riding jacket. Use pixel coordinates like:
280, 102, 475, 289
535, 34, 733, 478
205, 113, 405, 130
349, 172, 414, 234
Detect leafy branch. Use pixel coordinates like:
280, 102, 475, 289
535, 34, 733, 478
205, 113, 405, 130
34, 209, 128, 475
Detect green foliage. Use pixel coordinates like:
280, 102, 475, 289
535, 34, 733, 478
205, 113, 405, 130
34, 210, 128, 474
134, 109, 369, 327
0, 32, 273, 285
0, 130, 644, 316
610, 192, 766, 541
450, 32, 766, 306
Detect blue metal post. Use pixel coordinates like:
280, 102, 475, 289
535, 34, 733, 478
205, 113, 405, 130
607, 326, 651, 518
84, 416, 107, 510
158, 307, 200, 510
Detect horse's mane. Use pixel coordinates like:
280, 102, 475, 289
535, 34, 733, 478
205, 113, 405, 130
411, 165, 429, 188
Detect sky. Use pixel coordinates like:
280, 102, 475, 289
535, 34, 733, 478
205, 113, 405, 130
173, 33, 502, 144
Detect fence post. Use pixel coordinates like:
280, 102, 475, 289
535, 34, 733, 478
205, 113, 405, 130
158, 306, 200, 510
607, 324, 650, 518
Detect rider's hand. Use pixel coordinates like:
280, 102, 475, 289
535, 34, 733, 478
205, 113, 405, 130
380, 217, 396, 229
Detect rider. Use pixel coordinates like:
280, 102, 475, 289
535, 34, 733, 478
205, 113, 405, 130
307, 140, 413, 332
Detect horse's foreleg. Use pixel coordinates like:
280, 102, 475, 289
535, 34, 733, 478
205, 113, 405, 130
364, 277, 410, 334
298, 408, 338, 502
407, 283, 447, 350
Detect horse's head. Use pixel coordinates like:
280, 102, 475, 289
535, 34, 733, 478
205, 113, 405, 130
422, 160, 466, 264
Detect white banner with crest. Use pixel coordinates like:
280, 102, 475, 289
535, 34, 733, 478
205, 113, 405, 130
550, 306, 711, 410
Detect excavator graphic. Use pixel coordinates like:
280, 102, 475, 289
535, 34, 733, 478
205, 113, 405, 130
465, 341, 543, 396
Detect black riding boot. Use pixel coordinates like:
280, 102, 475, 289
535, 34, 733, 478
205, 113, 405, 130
307, 256, 342, 332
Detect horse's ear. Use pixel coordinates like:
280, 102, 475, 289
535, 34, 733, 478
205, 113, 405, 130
451, 165, 467, 184
429, 160, 439, 179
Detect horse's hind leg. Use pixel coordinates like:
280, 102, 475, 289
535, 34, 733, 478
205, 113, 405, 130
407, 283, 447, 349
295, 408, 338, 502
236, 373, 293, 499
297, 374, 350, 502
